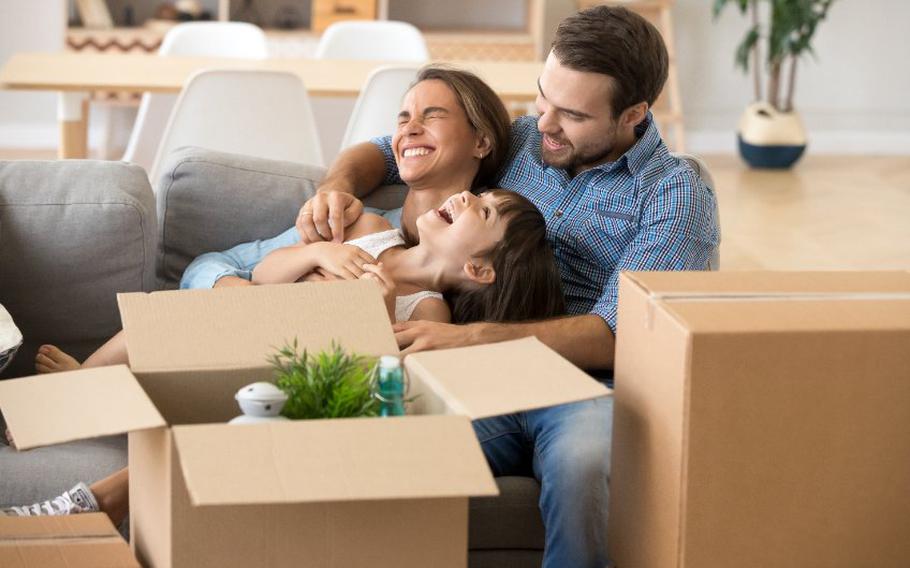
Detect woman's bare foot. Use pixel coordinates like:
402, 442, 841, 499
34, 344, 81, 374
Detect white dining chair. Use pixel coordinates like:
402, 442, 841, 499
149, 69, 323, 186
121, 22, 269, 175
340, 65, 420, 150
314, 21, 430, 61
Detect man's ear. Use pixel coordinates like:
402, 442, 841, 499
474, 132, 493, 159
463, 261, 496, 286
621, 102, 649, 129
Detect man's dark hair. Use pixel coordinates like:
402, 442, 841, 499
449, 190, 566, 324
551, 5, 669, 118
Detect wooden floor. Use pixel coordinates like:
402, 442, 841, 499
1, 149, 908, 271
705, 155, 910, 271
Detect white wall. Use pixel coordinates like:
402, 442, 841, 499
0, 0, 66, 148
675, 0, 910, 154
1, 0, 908, 154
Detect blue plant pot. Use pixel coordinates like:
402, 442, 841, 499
737, 135, 807, 169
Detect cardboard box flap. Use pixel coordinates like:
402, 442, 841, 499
118, 281, 398, 373
172, 414, 498, 506
0, 365, 165, 450
625, 270, 910, 296
622, 272, 910, 334
404, 337, 611, 420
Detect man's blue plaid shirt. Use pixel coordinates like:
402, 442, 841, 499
372, 112, 720, 331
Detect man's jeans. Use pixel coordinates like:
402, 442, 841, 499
473, 396, 613, 568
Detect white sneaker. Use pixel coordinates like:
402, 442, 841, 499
2, 482, 99, 516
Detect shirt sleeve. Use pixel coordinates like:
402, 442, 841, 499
590, 168, 720, 331
369, 135, 405, 186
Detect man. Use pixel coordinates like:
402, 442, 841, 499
298, 6, 719, 566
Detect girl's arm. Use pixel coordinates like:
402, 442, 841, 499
253, 241, 379, 284
251, 243, 320, 284
255, 212, 391, 285
409, 297, 451, 323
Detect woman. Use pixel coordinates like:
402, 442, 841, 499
9, 66, 565, 523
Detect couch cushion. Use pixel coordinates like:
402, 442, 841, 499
155, 147, 327, 289
0, 160, 156, 379
469, 476, 545, 551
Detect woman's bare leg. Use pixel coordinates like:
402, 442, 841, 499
34, 345, 81, 373
213, 275, 254, 287
81, 330, 128, 367
35, 330, 128, 374
89, 467, 129, 526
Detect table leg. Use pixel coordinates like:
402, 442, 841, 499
57, 92, 89, 159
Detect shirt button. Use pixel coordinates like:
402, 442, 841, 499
554, 209, 563, 218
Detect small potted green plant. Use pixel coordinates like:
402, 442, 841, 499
269, 340, 381, 420
714, 0, 836, 168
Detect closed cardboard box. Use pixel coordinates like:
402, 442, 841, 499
1, 281, 609, 567
610, 271, 910, 568
0, 513, 139, 568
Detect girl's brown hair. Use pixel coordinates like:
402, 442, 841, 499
449, 190, 565, 324
413, 66, 512, 188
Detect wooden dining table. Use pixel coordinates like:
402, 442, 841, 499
0, 52, 543, 159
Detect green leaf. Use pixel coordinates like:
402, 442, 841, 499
713, 0, 750, 18
270, 340, 381, 420
735, 25, 760, 72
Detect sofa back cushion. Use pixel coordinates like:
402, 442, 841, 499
155, 147, 408, 289
0, 160, 156, 379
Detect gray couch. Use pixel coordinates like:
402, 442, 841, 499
0, 148, 545, 566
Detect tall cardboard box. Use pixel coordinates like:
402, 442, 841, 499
1, 281, 610, 568
610, 271, 910, 568
0, 513, 140, 568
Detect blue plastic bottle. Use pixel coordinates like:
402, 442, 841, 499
376, 355, 406, 417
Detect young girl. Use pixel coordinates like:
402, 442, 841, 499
253, 188, 564, 326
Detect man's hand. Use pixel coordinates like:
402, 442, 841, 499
393, 320, 480, 356
296, 191, 364, 244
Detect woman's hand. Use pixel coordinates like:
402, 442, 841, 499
360, 263, 397, 321
296, 191, 364, 244
309, 242, 376, 280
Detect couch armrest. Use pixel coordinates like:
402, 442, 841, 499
0, 160, 155, 378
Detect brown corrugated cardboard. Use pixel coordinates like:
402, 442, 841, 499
405, 336, 610, 419
0, 513, 140, 567
0, 365, 164, 451
1, 281, 610, 567
172, 415, 497, 505
610, 271, 910, 568
118, 281, 399, 425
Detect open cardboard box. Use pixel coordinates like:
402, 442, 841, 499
0, 281, 610, 568
610, 271, 910, 568
0, 513, 139, 568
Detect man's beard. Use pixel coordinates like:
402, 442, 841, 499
540, 126, 617, 173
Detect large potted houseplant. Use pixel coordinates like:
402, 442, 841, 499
714, 0, 835, 168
